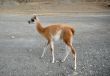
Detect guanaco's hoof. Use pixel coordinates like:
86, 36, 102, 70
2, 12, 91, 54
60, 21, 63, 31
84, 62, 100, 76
40, 56, 43, 59
51, 60, 55, 63
74, 66, 76, 70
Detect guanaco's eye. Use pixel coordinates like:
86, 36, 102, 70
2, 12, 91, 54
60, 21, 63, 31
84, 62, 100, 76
31, 18, 34, 22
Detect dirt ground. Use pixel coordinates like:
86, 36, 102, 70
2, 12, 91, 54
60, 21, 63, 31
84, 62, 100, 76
0, 2, 110, 15
0, 14, 110, 76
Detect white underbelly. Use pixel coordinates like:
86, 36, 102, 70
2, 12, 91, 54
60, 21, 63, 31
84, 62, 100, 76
53, 30, 62, 41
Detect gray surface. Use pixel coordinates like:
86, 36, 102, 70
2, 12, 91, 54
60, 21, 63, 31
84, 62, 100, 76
0, 14, 110, 76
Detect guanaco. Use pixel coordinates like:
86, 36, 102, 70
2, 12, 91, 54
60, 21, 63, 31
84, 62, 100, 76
28, 14, 76, 70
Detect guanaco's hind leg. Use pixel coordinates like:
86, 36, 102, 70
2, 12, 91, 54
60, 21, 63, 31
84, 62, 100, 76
65, 42, 76, 70
61, 45, 70, 62
70, 45, 76, 70
62, 30, 76, 70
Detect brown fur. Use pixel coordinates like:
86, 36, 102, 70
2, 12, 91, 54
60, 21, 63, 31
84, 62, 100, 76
35, 22, 75, 43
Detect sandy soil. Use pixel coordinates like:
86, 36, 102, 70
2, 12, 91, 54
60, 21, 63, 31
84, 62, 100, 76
0, 14, 110, 76
0, 2, 110, 15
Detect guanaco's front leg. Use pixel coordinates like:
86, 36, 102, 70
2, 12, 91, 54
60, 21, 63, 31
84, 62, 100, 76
50, 41, 55, 63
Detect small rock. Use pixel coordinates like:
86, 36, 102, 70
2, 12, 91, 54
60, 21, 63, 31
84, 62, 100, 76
63, 67, 66, 70
11, 36, 15, 39
90, 70, 94, 75
46, 63, 49, 66
29, 49, 32, 52
27, 49, 32, 52
82, 66, 85, 69
49, 70, 52, 73
73, 71, 78, 75
43, 61, 46, 64
66, 70, 69, 74
90, 65, 92, 67
46, 63, 48, 65
102, 64, 105, 67
45, 72, 48, 75
56, 60, 59, 63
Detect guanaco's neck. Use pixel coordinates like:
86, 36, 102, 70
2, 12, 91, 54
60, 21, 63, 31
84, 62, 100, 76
35, 20, 44, 33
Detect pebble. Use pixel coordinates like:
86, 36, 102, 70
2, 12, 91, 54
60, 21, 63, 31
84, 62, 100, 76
68, 72, 78, 76
45, 72, 49, 75
90, 65, 92, 67
46, 63, 49, 67
56, 60, 59, 63
29, 49, 32, 52
46, 63, 48, 65
48, 70, 52, 73
82, 66, 85, 69
102, 64, 105, 67
73, 71, 78, 75
27, 49, 32, 52
11, 36, 15, 39
90, 70, 94, 75
63, 67, 66, 70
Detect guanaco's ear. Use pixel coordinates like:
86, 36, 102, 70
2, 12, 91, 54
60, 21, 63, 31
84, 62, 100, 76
32, 14, 39, 21
33, 14, 37, 17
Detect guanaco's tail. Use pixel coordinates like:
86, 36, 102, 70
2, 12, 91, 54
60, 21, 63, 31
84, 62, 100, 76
71, 27, 75, 35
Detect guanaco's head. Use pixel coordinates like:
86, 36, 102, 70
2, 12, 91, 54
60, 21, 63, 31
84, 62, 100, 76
28, 14, 39, 24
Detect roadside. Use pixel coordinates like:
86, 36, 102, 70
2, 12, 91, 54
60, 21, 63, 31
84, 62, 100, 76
0, 14, 110, 76
0, 2, 110, 16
